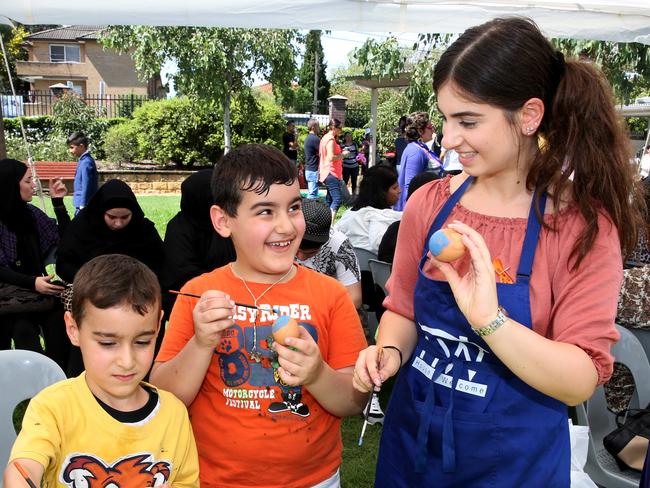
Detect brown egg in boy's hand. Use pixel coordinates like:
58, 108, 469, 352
272, 316, 300, 345
429, 228, 467, 263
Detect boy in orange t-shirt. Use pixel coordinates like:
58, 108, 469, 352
151, 144, 368, 488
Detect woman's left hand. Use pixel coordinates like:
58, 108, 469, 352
430, 220, 499, 330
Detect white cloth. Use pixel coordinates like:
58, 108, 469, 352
443, 149, 463, 172
295, 228, 361, 287
640, 153, 650, 178
334, 207, 402, 254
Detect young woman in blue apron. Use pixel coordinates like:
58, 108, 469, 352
352, 17, 646, 487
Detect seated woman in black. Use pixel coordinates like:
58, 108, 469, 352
0, 158, 70, 369
56, 179, 164, 374
160, 169, 236, 319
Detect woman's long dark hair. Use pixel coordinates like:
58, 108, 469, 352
433, 17, 645, 268
352, 165, 398, 211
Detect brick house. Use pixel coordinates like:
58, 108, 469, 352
15, 25, 163, 98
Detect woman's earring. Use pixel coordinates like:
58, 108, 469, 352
526, 127, 536, 135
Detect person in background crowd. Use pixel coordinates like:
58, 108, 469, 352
378, 171, 440, 263
160, 169, 236, 321
319, 118, 349, 217
282, 120, 298, 166
303, 118, 321, 199
67, 131, 98, 215
335, 165, 402, 255
57, 179, 164, 375
0, 159, 71, 370
394, 115, 408, 169
394, 112, 442, 211
296, 199, 362, 308
341, 132, 360, 195
353, 17, 645, 487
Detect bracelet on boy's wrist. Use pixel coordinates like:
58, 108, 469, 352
381, 345, 403, 368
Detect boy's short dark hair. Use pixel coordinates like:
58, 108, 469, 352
67, 131, 88, 147
71, 254, 160, 324
211, 144, 297, 217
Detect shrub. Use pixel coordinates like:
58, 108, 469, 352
128, 96, 287, 167
103, 121, 139, 165
131, 97, 223, 167
6, 134, 70, 162
3, 116, 55, 143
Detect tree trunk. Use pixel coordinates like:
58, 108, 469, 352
223, 91, 232, 154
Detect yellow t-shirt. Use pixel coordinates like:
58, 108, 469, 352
10, 373, 199, 487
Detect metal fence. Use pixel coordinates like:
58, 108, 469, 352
1, 92, 150, 118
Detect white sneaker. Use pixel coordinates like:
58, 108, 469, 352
366, 392, 385, 425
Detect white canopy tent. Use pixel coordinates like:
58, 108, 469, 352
2, 0, 650, 165
2, 0, 650, 45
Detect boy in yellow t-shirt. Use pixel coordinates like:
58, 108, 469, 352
152, 144, 368, 487
3, 254, 199, 488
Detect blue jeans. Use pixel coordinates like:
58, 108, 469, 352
305, 170, 319, 199
324, 174, 342, 211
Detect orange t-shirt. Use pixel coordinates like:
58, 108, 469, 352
318, 132, 342, 182
385, 177, 622, 384
157, 265, 367, 488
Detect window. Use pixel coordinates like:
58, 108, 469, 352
49, 44, 81, 63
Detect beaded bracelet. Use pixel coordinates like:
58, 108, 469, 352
382, 345, 403, 369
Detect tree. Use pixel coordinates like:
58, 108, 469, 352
1, 24, 62, 93
552, 39, 650, 104
298, 30, 330, 113
352, 33, 450, 113
0, 25, 28, 93
102, 26, 301, 153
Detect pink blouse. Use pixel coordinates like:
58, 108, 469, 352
384, 177, 623, 384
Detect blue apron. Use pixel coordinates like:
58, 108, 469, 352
375, 176, 570, 487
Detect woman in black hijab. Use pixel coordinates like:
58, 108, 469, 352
160, 169, 236, 319
0, 158, 70, 365
56, 179, 164, 283
57, 179, 164, 375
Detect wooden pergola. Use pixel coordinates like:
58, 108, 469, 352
348, 73, 412, 167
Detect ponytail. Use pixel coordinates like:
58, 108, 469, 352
528, 59, 646, 268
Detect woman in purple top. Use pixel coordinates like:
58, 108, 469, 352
394, 112, 441, 211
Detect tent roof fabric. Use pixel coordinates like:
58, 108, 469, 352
3, 1, 650, 45
25, 25, 104, 41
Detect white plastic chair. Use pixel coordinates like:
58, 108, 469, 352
576, 325, 650, 488
0, 350, 65, 482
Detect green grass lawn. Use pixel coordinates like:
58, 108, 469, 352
30, 191, 383, 486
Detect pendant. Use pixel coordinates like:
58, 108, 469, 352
250, 349, 262, 363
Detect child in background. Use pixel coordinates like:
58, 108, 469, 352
67, 131, 98, 215
3, 254, 199, 487
151, 144, 367, 488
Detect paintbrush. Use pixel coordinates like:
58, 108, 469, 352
358, 347, 384, 446
168, 290, 259, 310
13, 461, 38, 488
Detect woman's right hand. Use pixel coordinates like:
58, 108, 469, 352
35, 275, 65, 295
353, 345, 401, 392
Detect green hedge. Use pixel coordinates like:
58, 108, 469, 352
3, 116, 55, 143
104, 96, 286, 167
4, 115, 126, 159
